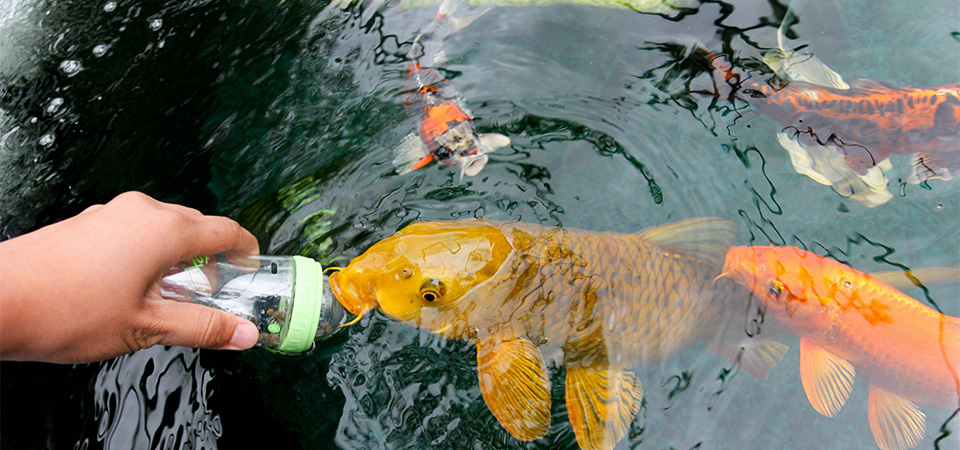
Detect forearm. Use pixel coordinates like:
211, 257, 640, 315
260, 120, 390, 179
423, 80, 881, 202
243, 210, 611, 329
0, 235, 48, 360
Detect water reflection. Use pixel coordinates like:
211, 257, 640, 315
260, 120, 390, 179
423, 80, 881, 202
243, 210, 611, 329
89, 347, 221, 450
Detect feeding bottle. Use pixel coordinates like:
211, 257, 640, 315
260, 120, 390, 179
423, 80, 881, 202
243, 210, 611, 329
160, 254, 348, 354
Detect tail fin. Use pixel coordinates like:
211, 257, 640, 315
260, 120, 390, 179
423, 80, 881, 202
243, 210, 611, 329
690, 46, 742, 100
436, 0, 492, 31
763, 1, 849, 89
408, 0, 492, 66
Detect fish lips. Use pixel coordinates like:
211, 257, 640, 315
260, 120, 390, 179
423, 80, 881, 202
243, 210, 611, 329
329, 271, 375, 316
718, 246, 753, 284
459, 153, 489, 177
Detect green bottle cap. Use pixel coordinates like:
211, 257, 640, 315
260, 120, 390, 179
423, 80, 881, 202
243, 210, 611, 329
277, 256, 324, 354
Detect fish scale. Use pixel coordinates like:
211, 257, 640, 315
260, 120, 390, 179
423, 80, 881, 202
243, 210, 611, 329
502, 226, 734, 368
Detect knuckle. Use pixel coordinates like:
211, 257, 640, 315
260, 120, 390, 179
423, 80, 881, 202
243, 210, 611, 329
196, 311, 233, 348
127, 319, 167, 351
225, 219, 247, 239
113, 191, 151, 205
155, 208, 192, 231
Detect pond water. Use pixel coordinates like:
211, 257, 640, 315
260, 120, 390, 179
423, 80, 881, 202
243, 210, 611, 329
1, 0, 958, 449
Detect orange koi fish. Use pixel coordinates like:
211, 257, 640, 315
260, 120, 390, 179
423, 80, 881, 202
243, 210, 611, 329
330, 218, 787, 450
721, 245, 960, 450
393, 0, 510, 178
700, 50, 960, 206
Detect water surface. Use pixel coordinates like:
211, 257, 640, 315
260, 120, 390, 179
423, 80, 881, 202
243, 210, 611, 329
1, 0, 957, 448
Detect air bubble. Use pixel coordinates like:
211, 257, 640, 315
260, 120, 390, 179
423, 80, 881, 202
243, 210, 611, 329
39, 134, 55, 146
103, 1, 116, 12
93, 44, 110, 57
45, 98, 64, 114
149, 18, 162, 31
59, 59, 82, 76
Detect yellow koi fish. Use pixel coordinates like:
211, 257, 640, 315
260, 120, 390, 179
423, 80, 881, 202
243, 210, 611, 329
329, 218, 788, 450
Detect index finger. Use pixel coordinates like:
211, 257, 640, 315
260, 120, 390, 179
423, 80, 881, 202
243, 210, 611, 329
176, 215, 260, 263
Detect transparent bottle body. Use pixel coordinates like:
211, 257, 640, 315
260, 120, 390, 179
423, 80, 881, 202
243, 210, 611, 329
160, 254, 343, 353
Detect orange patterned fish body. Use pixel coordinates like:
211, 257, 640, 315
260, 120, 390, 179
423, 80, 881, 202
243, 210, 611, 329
392, 1, 509, 177
401, 63, 491, 171
722, 245, 960, 450
331, 218, 786, 450
703, 52, 960, 186
742, 80, 960, 174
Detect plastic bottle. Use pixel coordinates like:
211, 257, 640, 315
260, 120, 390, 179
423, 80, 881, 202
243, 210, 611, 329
160, 254, 347, 354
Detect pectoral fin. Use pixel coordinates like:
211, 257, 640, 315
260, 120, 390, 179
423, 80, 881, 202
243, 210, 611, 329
769, 50, 850, 90
799, 338, 856, 417
476, 336, 551, 441
392, 133, 432, 174
868, 385, 926, 450
776, 131, 893, 207
767, 6, 849, 90
460, 153, 489, 178
478, 133, 510, 153
705, 336, 788, 381
909, 152, 958, 184
565, 365, 643, 450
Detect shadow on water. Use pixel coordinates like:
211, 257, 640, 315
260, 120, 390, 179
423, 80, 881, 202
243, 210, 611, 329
1, 0, 958, 448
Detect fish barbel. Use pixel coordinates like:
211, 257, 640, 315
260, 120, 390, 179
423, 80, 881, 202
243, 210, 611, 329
722, 245, 960, 450
330, 218, 787, 450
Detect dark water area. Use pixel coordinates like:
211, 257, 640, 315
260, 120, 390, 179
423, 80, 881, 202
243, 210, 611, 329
2, 0, 958, 449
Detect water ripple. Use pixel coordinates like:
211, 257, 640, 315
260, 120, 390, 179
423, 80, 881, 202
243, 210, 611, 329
93, 347, 221, 450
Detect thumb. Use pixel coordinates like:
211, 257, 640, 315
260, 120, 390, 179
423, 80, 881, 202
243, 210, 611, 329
145, 302, 260, 350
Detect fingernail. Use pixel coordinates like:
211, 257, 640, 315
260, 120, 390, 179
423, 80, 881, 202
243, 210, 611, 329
229, 322, 259, 349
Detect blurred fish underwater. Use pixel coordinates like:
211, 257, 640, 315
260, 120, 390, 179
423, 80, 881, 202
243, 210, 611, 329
392, 0, 511, 178
697, 39, 959, 208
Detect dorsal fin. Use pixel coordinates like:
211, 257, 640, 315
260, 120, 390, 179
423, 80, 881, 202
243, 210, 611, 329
634, 217, 738, 270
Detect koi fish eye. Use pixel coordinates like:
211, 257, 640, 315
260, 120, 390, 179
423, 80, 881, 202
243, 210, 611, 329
766, 280, 785, 299
420, 279, 445, 303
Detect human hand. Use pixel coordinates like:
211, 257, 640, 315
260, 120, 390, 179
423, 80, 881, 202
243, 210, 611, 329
0, 191, 261, 364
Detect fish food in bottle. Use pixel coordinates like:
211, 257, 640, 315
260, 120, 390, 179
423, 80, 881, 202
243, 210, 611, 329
160, 254, 347, 354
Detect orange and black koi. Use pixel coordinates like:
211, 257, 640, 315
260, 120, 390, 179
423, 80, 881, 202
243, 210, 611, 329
393, 2, 509, 177
700, 51, 960, 182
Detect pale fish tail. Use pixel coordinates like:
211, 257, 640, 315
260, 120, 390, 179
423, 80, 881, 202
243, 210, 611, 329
763, 0, 849, 89
408, 0, 492, 66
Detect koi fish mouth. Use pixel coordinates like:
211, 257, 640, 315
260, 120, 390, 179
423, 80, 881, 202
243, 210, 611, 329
328, 270, 375, 327
717, 246, 750, 283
